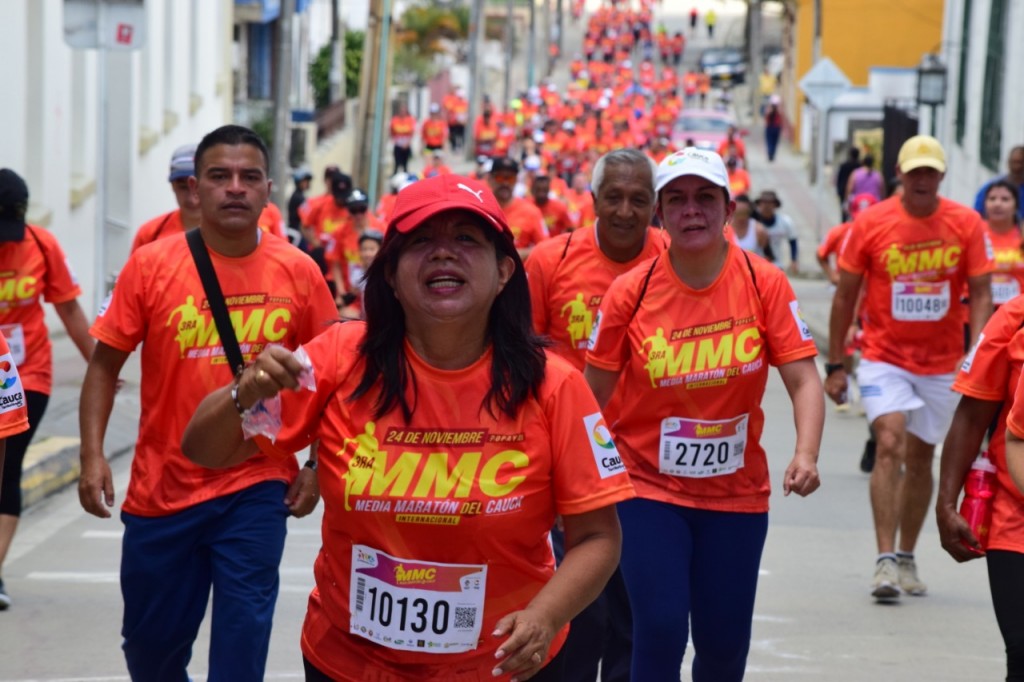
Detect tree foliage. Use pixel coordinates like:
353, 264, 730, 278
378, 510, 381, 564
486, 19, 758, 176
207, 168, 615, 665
397, 3, 469, 57
310, 30, 365, 109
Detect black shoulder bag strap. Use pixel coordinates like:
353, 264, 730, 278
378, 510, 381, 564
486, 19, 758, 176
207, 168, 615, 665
185, 229, 245, 376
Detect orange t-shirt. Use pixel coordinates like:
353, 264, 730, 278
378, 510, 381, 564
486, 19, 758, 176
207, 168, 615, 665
526, 226, 667, 370
0, 225, 82, 395
727, 169, 751, 198
421, 119, 448, 148
955, 296, 1024, 553
258, 322, 635, 680
304, 199, 355, 279
501, 198, 548, 250
986, 225, 1024, 306
0, 334, 30, 439
816, 222, 852, 261
587, 245, 818, 512
90, 233, 337, 516
565, 190, 596, 231
530, 197, 575, 237
838, 197, 993, 374
716, 137, 747, 161
131, 210, 188, 253
258, 203, 287, 239
299, 193, 333, 229
390, 115, 417, 147
376, 193, 400, 224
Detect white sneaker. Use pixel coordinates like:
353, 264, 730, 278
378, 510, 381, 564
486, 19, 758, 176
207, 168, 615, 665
871, 558, 900, 602
898, 556, 927, 596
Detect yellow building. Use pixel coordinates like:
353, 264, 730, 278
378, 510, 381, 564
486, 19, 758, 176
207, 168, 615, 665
786, 0, 945, 144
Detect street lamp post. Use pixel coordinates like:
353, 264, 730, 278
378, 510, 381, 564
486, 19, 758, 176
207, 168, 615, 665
916, 54, 948, 137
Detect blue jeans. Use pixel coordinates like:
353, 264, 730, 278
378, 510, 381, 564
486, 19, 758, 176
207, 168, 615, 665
617, 498, 768, 682
120, 481, 289, 682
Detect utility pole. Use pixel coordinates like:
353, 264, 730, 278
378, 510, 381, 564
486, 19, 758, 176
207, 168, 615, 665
810, 0, 822, 185
527, 0, 536, 89
504, 0, 514, 107
354, 0, 383, 193
271, 0, 295, 209
330, 0, 345, 101
748, 0, 763, 122
543, 0, 552, 77
465, 0, 485, 162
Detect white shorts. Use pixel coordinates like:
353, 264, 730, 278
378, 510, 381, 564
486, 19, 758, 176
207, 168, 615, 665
856, 359, 959, 445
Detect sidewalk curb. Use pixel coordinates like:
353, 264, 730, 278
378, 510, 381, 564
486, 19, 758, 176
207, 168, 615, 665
21, 440, 134, 510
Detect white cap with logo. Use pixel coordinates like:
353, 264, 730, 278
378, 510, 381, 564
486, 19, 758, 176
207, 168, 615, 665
655, 148, 730, 194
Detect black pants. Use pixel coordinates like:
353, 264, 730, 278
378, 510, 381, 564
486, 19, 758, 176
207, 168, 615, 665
450, 124, 466, 151
551, 526, 632, 682
988, 550, 1024, 681
394, 145, 412, 173
0, 391, 49, 516
303, 646, 567, 681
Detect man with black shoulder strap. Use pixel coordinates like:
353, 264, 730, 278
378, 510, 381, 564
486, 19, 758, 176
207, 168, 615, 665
78, 125, 337, 681
129, 143, 203, 252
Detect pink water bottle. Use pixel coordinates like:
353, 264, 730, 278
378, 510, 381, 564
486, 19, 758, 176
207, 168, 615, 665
959, 452, 998, 551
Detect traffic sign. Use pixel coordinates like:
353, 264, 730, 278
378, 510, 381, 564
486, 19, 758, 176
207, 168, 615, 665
799, 57, 851, 112
64, 0, 147, 51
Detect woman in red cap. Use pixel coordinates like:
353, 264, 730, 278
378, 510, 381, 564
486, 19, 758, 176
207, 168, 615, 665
181, 174, 633, 681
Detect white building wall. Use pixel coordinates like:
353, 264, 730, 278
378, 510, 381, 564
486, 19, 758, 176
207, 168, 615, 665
0, 0, 234, 318
941, 0, 1024, 207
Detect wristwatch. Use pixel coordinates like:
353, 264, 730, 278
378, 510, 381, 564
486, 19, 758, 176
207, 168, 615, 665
824, 362, 846, 377
303, 459, 318, 472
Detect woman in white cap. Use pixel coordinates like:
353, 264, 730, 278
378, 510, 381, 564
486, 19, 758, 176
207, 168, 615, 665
585, 148, 824, 680
182, 174, 633, 681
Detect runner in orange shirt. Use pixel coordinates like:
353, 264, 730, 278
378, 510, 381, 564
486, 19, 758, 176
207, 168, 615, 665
940, 296, 1024, 678
529, 174, 576, 237
257, 201, 287, 239
0, 331, 30, 513
131, 144, 203, 252
297, 165, 341, 232
421, 103, 449, 153
181, 173, 633, 682
488, 157, 548, 260
375, 172, 416, 224
585, 148, 823, 680
390, 103, 416, 174
565, 171, 597, 231
329, 188, 385, 309
979, 180, 1024, 307
442, 87, 469, 152
0, 169, 95, 609
716, 126, 747, 164
79, 125, 337, 680
474, 104, 501, 158
725, 155, 751, 197
303, 172, 356, 297
422, 151, 453, 179
826, 136, 993, 601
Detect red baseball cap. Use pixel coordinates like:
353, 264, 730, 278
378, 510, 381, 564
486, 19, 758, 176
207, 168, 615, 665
387, 174, 511, 238
848, 192, 878, 219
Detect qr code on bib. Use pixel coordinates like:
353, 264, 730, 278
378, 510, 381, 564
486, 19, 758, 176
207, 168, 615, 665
454, 606, 477, 629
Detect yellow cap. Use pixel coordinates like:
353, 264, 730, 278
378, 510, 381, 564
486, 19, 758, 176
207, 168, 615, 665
897, 135, 946, 174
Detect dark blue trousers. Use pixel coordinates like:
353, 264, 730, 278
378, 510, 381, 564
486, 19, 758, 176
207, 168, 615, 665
618, 498, 768, 682
120, 480, 289, 682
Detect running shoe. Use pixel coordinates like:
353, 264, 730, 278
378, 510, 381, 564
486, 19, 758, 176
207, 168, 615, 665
898, 556, 927, 596
860, 439, 876, 473
0, 579, 10, 610
871, 558, 900, 602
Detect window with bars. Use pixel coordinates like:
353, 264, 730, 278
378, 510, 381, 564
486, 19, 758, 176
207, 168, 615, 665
980, 0, 1007, 170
